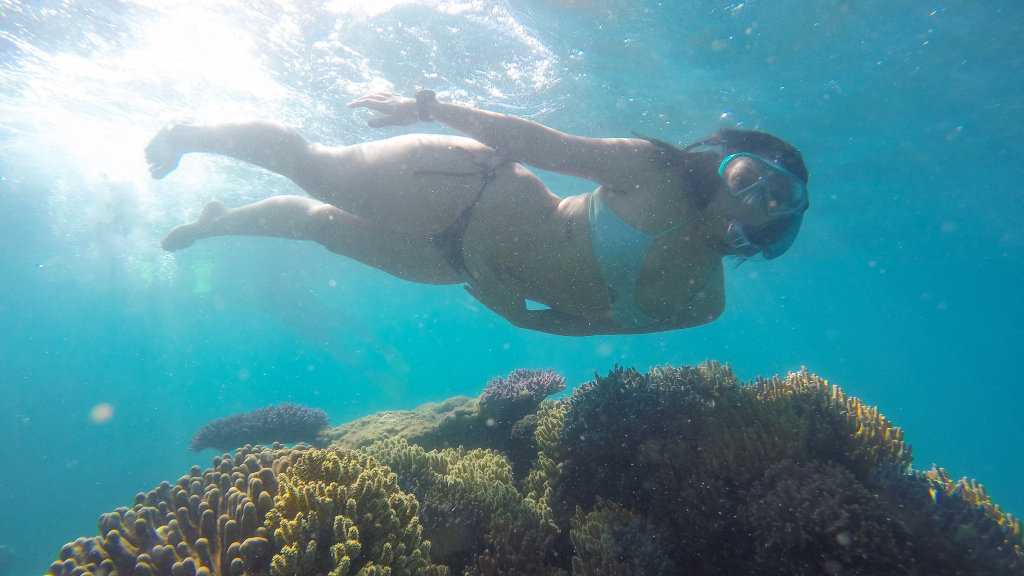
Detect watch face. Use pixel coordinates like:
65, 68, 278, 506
416, 91, 435, 120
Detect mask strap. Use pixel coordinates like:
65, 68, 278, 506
682, 136, 726, 154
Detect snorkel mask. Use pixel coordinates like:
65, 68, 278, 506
684, 136, 810, 259
718, 152, 809, 259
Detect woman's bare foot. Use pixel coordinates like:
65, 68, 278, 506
161, 200, 229, 251
145, 124, 189, 179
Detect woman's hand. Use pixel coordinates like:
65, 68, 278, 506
347, 92, 419, 127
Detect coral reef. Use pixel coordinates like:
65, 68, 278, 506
363, 437, 560, 576
875, 466, 1024, 575
191, 404, 329, 453
923, 467, 1022, 548
754, 368, 912, 481
265, 447, 446, 576
46, 444, 447, 576
550, 362, 803, 568
532, 362, 1023, 574
739, 460, 914, 575
521, 400, 568, 519
478, 369, 565, 427
321, 397, 478, 451
48, 363, 1024, 576
569, 499, 676, 576
325, 370, 566, 479
48, 443, 303, 576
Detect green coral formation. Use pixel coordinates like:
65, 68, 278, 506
739, 460, 914, 574
47, 363, 1024, 576
551, 362, 806, 566
754, 368, 912, 480
923, 466, 1022, 545
324, 369, 567, 480
875, 465, 1023, 575
321, 397, 478, 451
47, 443, 302, 576
363, 437, 560, 576
265, 448, 446, 576
521, 400, 568, 522
569, 499, 675, 576
544, 363, 1023, 574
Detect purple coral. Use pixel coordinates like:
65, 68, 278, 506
190, 403, 328, 452
479, 369, 566, 424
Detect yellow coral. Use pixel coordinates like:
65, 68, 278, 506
926, 467, 1023, 546
522, 400, 568, 517
754, 368, 912, 479
363, 437, 559, 575
48, 444, 302, 576
265, 448, 446, 576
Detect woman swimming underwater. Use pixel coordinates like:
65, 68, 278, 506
146, 90, 809, 336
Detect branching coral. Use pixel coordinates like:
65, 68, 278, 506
48, 445, 448, 576
521, 400, 568, 522
754, 369, 912, 481
876, 466, 1024, 575
552, 362, 804, 568
192, 405, 329, 453
326, 371, 565, 483
48, 443, 304, 576
473, 369, 567, 479
569, 500, 676, 576
923, 467, 1021, 543
478, 369, 566, 427
265, 448, 447, 576
363, 437, 559, 576
739, 460, 914, 575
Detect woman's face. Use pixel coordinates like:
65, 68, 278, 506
715, 155, 793, 229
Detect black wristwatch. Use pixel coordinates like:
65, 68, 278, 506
415, 89, 437, 122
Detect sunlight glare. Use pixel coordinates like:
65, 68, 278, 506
325, 0, 417, 19
126, 7, 287, 108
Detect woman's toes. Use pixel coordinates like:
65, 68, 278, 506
145, 126, 184, 179
148, 160, 179, 179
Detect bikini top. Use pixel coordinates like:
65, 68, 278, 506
588, 190, 683, 328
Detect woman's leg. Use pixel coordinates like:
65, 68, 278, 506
146, 123, 505, 235
160, 195, 322, 251
162, 195, 463, 284
146, 122, 312, 181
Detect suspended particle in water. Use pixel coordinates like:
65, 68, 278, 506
89, 403, 115, 424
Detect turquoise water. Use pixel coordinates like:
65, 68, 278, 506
1, 1, 1021, 574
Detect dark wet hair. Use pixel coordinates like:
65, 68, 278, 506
639, 128, 810, 258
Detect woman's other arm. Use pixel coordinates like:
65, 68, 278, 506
348, 92, 658, 188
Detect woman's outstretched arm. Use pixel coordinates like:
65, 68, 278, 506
348, 92, 658, 187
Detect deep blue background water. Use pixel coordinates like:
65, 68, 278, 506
2, 1, 1022, 574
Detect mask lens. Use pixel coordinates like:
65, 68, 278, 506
721, 153, 806, 215
761, 177, 804, 214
